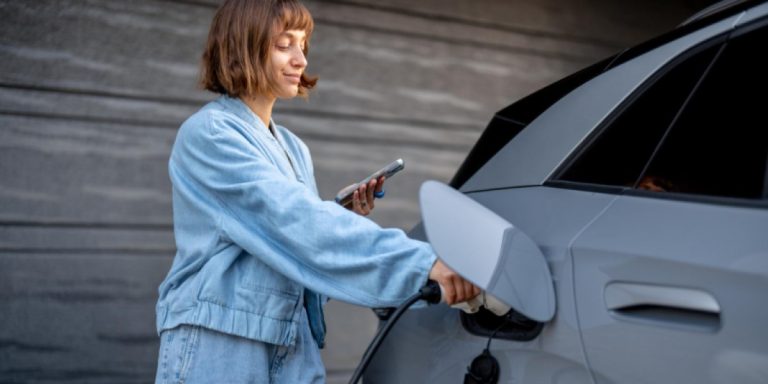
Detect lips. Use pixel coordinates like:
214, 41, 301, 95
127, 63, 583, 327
284, 73, 301, 84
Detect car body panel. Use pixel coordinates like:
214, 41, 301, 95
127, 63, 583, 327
571, 194, 768, 383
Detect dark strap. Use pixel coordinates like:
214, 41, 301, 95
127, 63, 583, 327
303, 289, 326, 348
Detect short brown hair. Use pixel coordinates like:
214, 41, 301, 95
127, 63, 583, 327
201, 0, 317, 98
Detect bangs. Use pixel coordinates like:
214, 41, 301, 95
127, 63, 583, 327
274, 0, 314, 35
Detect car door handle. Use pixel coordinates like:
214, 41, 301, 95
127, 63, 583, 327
605, 282, 720, 313
604, 282, 721, 332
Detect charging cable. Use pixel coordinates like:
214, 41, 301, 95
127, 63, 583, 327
348, 281, 442, 384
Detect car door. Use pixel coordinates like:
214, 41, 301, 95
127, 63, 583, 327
554, 18, 768, 384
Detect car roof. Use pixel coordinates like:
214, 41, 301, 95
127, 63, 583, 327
604, 0, 763, 71
454, 1, 768, 191
459, 3, 766, 192
680, 0, 752, 26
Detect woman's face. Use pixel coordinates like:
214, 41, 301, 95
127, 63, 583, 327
271, 29, 308, 99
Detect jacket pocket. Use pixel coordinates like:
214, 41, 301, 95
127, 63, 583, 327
160, 325, 201, 384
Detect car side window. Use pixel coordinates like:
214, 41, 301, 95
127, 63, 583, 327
555, 41, 723, 188
637, 21, 768, 199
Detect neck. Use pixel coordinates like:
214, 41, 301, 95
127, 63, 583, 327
242, 94, 276, 130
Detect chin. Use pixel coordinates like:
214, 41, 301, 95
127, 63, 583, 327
277, 88, 300, 99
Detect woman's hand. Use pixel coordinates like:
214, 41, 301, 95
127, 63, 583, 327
350, 176, 385, 216
428, 259, 481, 305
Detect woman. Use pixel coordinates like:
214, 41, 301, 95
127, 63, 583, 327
154, 0, 479, 382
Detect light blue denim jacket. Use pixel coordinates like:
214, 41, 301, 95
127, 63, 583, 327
156, 96, 436, 349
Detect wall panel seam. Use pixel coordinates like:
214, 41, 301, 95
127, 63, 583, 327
320, 0, 625, 49
161, 0, 624, 51
0, 248, 175, 256
0, 83, 479, 131
0, 221, 173, 229
316, 19, 603, 63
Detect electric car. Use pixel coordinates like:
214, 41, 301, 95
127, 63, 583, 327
366, 0, 768, 383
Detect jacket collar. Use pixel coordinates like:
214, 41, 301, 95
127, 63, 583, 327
217, 95, 276, 135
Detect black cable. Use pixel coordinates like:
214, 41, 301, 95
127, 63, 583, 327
486, 314, 512, 351
348, 281, 442, 384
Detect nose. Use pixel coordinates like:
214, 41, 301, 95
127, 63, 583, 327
292, 47, 307, 68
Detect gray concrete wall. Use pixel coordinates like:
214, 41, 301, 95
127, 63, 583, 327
0, 0, 709, 382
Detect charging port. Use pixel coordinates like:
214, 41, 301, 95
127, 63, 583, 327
461, 307, 544, 341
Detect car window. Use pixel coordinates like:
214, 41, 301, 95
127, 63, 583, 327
555, 40, 723, 188
639, 20, 768, 199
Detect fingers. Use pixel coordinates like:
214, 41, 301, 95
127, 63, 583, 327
471, 284, 481, 298
365, 179, 376, 210
444, 276, 473, 305
375, 176, 385, 193
351, 190, 361, 213
352, 190, 370, 216
428, 259, 452, 303
454, 276, 474, 303
350, 180, 378, 216
359, 183, 372, 214
464, 279, 480, 300
428, 259, 480, 305
443, 282, 457, 305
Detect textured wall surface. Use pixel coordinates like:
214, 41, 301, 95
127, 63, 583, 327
0, 0, 709, 382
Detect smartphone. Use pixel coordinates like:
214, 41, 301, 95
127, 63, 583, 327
335, 158, 405, 207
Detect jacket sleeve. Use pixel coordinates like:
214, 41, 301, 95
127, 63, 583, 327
176, 113, 437, 308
